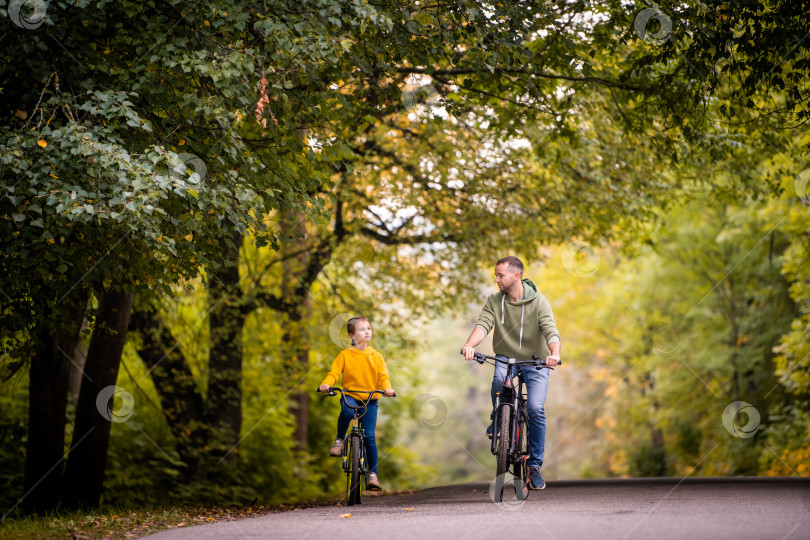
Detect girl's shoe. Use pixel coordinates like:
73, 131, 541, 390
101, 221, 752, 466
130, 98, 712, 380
367, 472, 381, 491
329, 438, 344, 457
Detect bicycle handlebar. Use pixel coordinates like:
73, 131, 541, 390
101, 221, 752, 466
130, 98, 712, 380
461, 351, 561, 368
316, 387, 397, 398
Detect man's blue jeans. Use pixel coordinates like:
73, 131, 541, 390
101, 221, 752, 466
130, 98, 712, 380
336, 396, 379, 474
491, 360, 549, 469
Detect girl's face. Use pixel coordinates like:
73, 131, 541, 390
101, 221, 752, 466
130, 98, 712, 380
351, 320, 372, 344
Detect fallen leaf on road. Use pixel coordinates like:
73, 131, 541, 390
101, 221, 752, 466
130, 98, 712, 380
405, 508, 414, 511
339, 513, 352, 518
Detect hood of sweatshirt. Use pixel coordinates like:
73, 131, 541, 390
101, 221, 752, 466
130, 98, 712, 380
346, 345, 378, 357
514, 278, 537, 304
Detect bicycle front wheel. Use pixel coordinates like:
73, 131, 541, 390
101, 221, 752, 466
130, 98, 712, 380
346, 434, 362, 506
496, 406, 512, 477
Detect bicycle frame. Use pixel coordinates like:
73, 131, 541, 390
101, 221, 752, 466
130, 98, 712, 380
342, 408, 367, 479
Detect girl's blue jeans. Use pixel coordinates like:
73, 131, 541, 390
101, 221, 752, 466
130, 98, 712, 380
491, 360, 550, 469
336, 396, 379, 474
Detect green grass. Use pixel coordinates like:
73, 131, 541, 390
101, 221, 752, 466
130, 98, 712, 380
0, 500, 335, 539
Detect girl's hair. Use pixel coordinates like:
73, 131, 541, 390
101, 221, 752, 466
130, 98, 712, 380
347, 316, 369, 346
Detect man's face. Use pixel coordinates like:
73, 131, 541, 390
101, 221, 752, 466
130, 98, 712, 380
495, 263, 519, 291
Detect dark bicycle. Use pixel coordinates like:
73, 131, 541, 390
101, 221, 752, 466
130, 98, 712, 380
316, 387, 395, 506
466, 352, 559, 502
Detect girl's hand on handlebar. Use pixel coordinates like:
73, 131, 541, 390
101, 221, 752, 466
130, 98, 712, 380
545, 355, 560, 367
384, 388, 395, 397
318, 384, 330, 393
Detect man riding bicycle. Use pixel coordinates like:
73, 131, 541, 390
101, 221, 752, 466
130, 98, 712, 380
461, 256, 561, 491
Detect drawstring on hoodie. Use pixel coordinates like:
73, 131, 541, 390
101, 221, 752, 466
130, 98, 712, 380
501, 294, 525, 349
519, 305, 524, 349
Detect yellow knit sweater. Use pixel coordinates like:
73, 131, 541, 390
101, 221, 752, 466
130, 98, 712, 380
320, 346, 392, 400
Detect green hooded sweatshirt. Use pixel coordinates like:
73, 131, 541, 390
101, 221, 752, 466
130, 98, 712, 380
475, 278, 560, 361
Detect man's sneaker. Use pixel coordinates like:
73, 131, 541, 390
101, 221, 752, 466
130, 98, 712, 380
329, 438, 344, 457
486, 423, 494, 438
367, 472, 381, 491
528, 466, 546, 490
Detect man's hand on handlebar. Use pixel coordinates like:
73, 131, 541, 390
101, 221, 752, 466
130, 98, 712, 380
545, 355, 560, 367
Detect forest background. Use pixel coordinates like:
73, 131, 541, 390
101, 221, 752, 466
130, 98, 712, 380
1, 0, 809, 518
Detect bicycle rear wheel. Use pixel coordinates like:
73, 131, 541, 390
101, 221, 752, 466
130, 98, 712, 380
514, 409, 530, 500
346, 434, 362, 506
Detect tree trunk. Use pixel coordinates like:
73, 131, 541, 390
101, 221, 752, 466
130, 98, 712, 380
129, 306, 205, 478
62, 290, 134, 509
205, 230, 244, 465
67, 343, 88, 406
728, 277, 741, 401
22, 295, 87, 514
280, 208, 312, 453
67, 310, 90, 405
292, 295, 312, 451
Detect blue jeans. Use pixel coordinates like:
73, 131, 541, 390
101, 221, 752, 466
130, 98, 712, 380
491, 360, 549, 469
336, 396, 379, 474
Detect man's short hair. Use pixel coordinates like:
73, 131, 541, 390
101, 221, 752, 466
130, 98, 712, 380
496, 256, 524, 276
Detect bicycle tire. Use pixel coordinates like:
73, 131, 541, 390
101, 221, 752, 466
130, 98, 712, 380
514, 409, 530, 499
496, 406, 511, 477
347, 434, 362, 506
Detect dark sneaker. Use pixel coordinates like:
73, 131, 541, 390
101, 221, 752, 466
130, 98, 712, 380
367, 472, 381, 491
486, 423, 494, 438
528, 466, 546, 490
329, 438, 344, 457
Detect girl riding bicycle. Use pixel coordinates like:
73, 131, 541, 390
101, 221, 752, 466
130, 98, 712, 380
319, 316, 394, 490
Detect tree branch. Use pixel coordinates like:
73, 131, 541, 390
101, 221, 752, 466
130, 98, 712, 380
397, 67, 645, 92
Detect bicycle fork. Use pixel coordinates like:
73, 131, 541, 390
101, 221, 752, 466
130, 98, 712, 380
342, 427, 366, 475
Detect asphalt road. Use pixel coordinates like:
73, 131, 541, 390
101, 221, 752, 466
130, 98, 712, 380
149, 478, 810, 540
